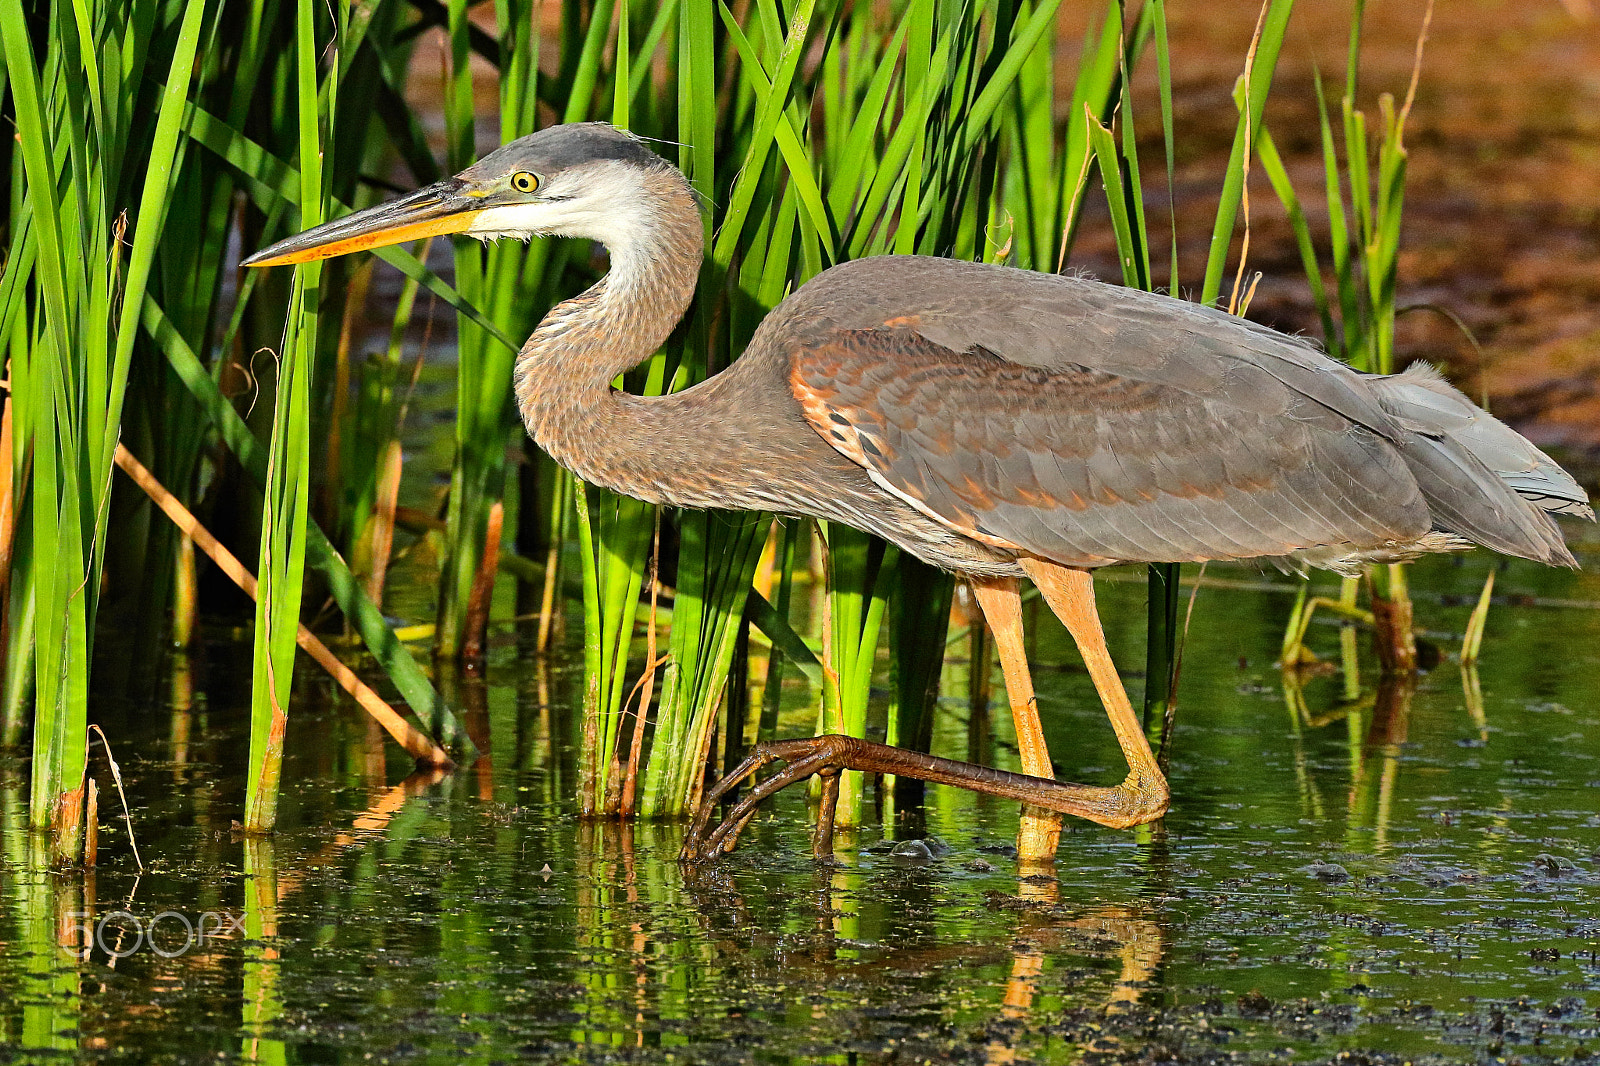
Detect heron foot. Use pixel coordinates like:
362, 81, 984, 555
680, 736, 862, 864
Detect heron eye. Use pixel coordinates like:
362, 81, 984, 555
511, 171, 539, 194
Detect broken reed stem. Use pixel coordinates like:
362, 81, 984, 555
461, 500, 504, 665
536, 474, 570, 654
1398, 0, 1434, 129
364, 439, 403, 609
85, 778, 98, 868
173, 532, 197, 647
113, 444, 451, 767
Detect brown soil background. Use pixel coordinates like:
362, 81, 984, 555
1061, 1, 1600, 461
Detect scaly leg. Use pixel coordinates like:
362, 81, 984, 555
1016, 557, 1168, 827
969, 577, 1060, 862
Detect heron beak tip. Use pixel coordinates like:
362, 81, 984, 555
241, 189, 483, 268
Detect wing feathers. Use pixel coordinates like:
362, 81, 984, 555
766, 257, 1587, 571
791, 327, 1431, 567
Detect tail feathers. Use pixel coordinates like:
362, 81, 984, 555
1390, 424, 1575, 566
1372, 364, 1593, 567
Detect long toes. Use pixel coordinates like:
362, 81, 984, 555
679, 737, 865, 865
683, 750, 789, 860
700, 750, 836, 858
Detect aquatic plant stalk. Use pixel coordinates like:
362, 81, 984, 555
1, 0, 208, 859
245, 0, 331, 833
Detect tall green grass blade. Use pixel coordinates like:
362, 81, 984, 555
434, 0, 492, 659
245, 0, 327, 832
1257, 127, 1335, 344
710, 0, 820, 264
1315, 72, 1357, 361
91, 0, 207, 548
1150, 0, 1178, 290
4, 0, 208, 857
1199, 0, 1294, 306
1055, 7, 1124, 267
819, 526, 895, 826
745, 587, 823, 689
1, 1, 83, 855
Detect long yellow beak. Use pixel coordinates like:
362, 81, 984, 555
242, 179, 483, 267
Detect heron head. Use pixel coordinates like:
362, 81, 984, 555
243, 123, 678, 267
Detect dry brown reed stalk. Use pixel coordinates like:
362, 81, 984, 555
87, 724, 143, 869
1227, 0, 1272, 317
364, 440, 403, 607
461, 500, 504, 666
362, 273, 432, 613
113, 444, 452, 767
536, 476, 569, 654
84, 779, 98, 867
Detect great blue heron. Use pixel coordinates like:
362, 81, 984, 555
245, 122, 1592, 863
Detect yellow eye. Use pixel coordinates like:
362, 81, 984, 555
510, 171, 539, 193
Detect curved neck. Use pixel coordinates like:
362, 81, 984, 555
513, 167, 705, 501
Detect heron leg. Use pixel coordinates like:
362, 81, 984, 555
1015, 558, 1170, 827
970, 577, 1061, 863
681, 738, 1168, 865
680, 565, 1168, 865
686, 744, 843, 860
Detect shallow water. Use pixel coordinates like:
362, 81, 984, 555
2, 546, 1598, 1064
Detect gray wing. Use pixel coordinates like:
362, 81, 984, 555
783, 256, 1403, 436
788, 324, 1431, 568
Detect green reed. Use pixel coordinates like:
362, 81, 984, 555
2, 0, 495, 845
244, 0, 328, 833
642, 0, 819, 819
0, 0, 208, 859
432, 0, 553, 663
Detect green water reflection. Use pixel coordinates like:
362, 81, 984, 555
1, 553, 1597, 1063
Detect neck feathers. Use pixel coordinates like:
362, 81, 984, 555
513, 165, 705, 499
